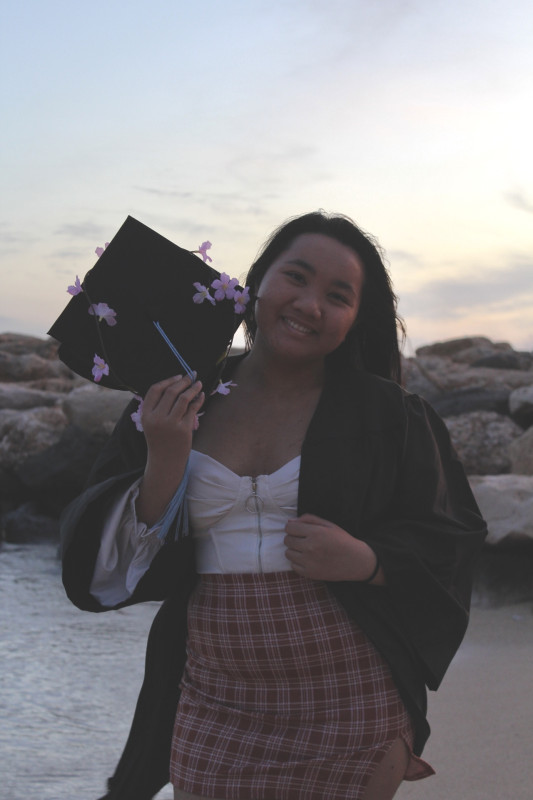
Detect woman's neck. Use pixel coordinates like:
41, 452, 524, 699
235, 345, 325, 396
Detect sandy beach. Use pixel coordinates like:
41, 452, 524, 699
396, 601, 533, 800
1, 544, 532, 800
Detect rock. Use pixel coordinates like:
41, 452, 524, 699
25, 375, 84, 393
402, 358, 443, 401
508, 427, 533, 475
0, 332, 59, 359
415, 355, 533, 394
509, 385, 533, 428
416, 336, 500, 359
61, 384, 131, 435
13, 424, 111, 514
430, 387, 509, 417
469, 474, 533, 546
0, 351, 72, 382
1, 502, 59, 543
0, 383, 61, 410
449, 343, 514, 365
0, 407, 69, 471
472, 351, 533, 371
415, 337, 522, 366
472, 549, 533, 607
445, 411, 523, 474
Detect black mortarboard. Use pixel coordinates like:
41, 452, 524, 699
48, 216, 248, 396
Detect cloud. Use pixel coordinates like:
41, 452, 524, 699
399, 258, 533, 320
50, 248, 89, 260
0, 224, 38, 255
0, 314, 20, 329
55, 221, 107, 238
133, 186, 196, 199
134, 184, 276, 224
387, 249, 424, 268
503, 189, 533, 214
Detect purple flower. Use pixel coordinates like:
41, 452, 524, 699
130, 395, 144, 432
95, 242, 110, 258
193, 412, 204, 431
88, 302, 118, 326
92, 354, 109, 383
211, 273, 238, 301
192, 282, 216, 305
67, 276, 82, 296
233, 286, 250, 314
198, 241, 212, 263
211, 380, 237, 396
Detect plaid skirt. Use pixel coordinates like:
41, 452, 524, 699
170, 572, 433, 800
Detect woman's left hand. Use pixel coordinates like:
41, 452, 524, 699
284, 513, 383, 583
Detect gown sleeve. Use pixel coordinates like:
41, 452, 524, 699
364, 393, 487, 690
89, 478, 166, 607
60, 398, 195, 612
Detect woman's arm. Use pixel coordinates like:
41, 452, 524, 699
60, 374, 204, 611
136, 374, 204, 524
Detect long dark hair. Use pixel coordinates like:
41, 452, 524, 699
243, 211, 405, 384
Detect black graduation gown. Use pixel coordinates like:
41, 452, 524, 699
60, 364, 487, 800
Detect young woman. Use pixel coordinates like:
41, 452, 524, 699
61, 212, 486, 800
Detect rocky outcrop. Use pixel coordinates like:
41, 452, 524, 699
443, 411, 523, 475
509, 385, 533, 428
469, 475, 533, 547
508, 427, 533, 475
403, 336, 533, 475
0, 334, 130, 541
1, 331, 533, 602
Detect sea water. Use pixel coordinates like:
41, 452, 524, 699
0, 542, 174, 800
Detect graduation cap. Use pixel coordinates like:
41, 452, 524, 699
48, 216, 249, 397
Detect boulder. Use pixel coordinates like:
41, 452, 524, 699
445, 411, 523, 474
25, 375, 84, 393
1, 502, 59, 543
509, 385, 533, 428
508, 427, 533, 475
430, 387, 509, 418
402, 358, 443, 401
0, 383, 61, 410
13, 424, 111, 514
469, 474, 533, 546
472, 351, 533, 371
0, 406, 68, 471
0, 332, 59, 359
415, 355, 533, 394
0, 351, 72, 382
415, 336, 502, 359
61, 384, 131, 436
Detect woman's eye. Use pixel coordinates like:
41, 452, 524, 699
329, 292, 350, 305
285, 270, 305, 283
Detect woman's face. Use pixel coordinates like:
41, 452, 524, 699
253, 233, 364, 364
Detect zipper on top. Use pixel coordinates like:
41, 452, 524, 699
246, 476, 264, 572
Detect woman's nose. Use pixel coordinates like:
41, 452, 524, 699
293, 289, 322, 318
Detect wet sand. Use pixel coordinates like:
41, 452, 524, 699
1, 544, 531, 799
397, 602, 533, 800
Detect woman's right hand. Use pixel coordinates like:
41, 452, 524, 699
136, 374, 204, 525
142, 374, 204, 466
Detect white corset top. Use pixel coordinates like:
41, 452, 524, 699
187, 450, 300, 573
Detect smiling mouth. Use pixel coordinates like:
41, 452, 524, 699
283, 317, 315, 335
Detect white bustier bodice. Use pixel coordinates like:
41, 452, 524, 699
187, 450, 300, 573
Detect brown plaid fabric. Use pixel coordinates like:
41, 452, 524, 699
170, 572, 432, 799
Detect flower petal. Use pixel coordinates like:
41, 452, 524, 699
67, 276, 82, 296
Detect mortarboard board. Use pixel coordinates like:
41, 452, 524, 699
48, 216, 248, 397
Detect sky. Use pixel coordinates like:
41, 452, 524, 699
1, 0, 532, 354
